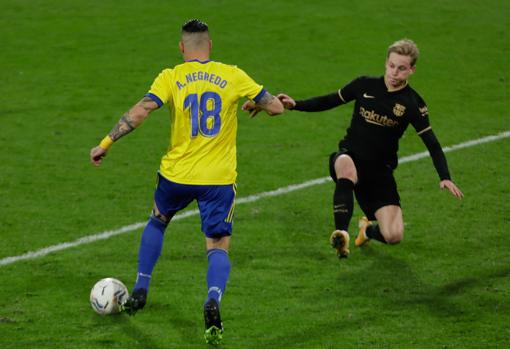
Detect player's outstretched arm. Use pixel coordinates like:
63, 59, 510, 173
90, 97, 159, 166
242, 91, 284, 118
278, 92, 343, 112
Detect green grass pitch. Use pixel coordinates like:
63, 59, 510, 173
1, 0, 509, 348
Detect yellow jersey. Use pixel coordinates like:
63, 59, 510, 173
147, 60, 265, 185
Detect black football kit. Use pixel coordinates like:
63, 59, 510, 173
292, 76, 452, 219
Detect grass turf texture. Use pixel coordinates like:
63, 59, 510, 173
1, 0, 509, 348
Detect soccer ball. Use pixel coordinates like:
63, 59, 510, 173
90, 278, 129, 315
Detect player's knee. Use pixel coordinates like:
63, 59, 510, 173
151, 207, 170, 226
206, 235, 231, 251
381, 224, 404, 244
386, 226, 404, 244
386, 234, 403, 244
335, 155, 357, 183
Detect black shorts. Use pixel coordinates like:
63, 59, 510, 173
329, 151, 400, 220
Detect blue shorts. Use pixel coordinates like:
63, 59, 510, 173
154, 173, 236, 238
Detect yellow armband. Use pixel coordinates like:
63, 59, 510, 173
99, 135, 114, 150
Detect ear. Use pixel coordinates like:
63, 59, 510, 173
179, 41, 185, 54
410, 65, 416, 74
208, 40, 213, 51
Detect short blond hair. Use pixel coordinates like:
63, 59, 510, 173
387, 39, 419, 66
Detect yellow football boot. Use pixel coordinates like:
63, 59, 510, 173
355, 216, 371, 247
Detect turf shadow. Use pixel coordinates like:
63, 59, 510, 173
347, 247, 509, 318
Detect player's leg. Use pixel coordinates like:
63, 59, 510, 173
122, 204, 171, 315
204, 236, 230, 345
133, 204, 171, 291
205, 236, 231, 310
123, 174, 192, 315
198, 184, 236, 344
355, 168, 402, 246
329, 152, 358, 258
373, 205, 404, 244
332, 153, 358, 230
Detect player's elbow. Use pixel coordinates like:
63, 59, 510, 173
130, 107, 151, 125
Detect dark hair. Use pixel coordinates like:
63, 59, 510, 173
182, 19, 209, 33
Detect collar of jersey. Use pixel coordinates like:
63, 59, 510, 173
185, 59, 211, 64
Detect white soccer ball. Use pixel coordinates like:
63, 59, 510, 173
90, 278, 129, 315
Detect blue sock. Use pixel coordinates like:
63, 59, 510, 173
134, 217, 167, 292
206, 249, 231, 307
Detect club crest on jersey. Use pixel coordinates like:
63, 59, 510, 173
393, 103, 406, 117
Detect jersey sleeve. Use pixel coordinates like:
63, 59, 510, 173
146, 69, 173, 107
409, 93, 431, 134
232, 67, 265, 102
338, 76, 364, 103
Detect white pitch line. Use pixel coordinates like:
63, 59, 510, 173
1, 130, 509, 267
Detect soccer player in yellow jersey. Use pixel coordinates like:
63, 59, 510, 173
90, 19, 283, 345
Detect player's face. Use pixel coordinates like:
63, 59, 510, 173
384, 52, 415, 90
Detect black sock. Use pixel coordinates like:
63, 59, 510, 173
333, 178, 354, 231
366, 224, 387, 244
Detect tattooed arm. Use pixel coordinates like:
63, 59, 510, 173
257, 91, 284, 115
241, 91, 284, 118
109, 96, 159, 140
90, 97, 160, 166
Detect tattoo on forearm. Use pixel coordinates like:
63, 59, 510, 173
106, 97, 157, 141
256, 92, 275, 107
108, 114, 136, 141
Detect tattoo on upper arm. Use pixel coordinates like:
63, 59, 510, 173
256, 92, 275, 107
109, 113, 136, 141
139, 96, 158, 112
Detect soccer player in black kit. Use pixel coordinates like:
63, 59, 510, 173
257, 39, 464, 258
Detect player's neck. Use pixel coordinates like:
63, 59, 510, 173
183, 52, 210, 62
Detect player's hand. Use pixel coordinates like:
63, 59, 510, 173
440, 180, 464, 199
90, 146, 107, 166
276, 93, 296, 109
242, 100, 262, 118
